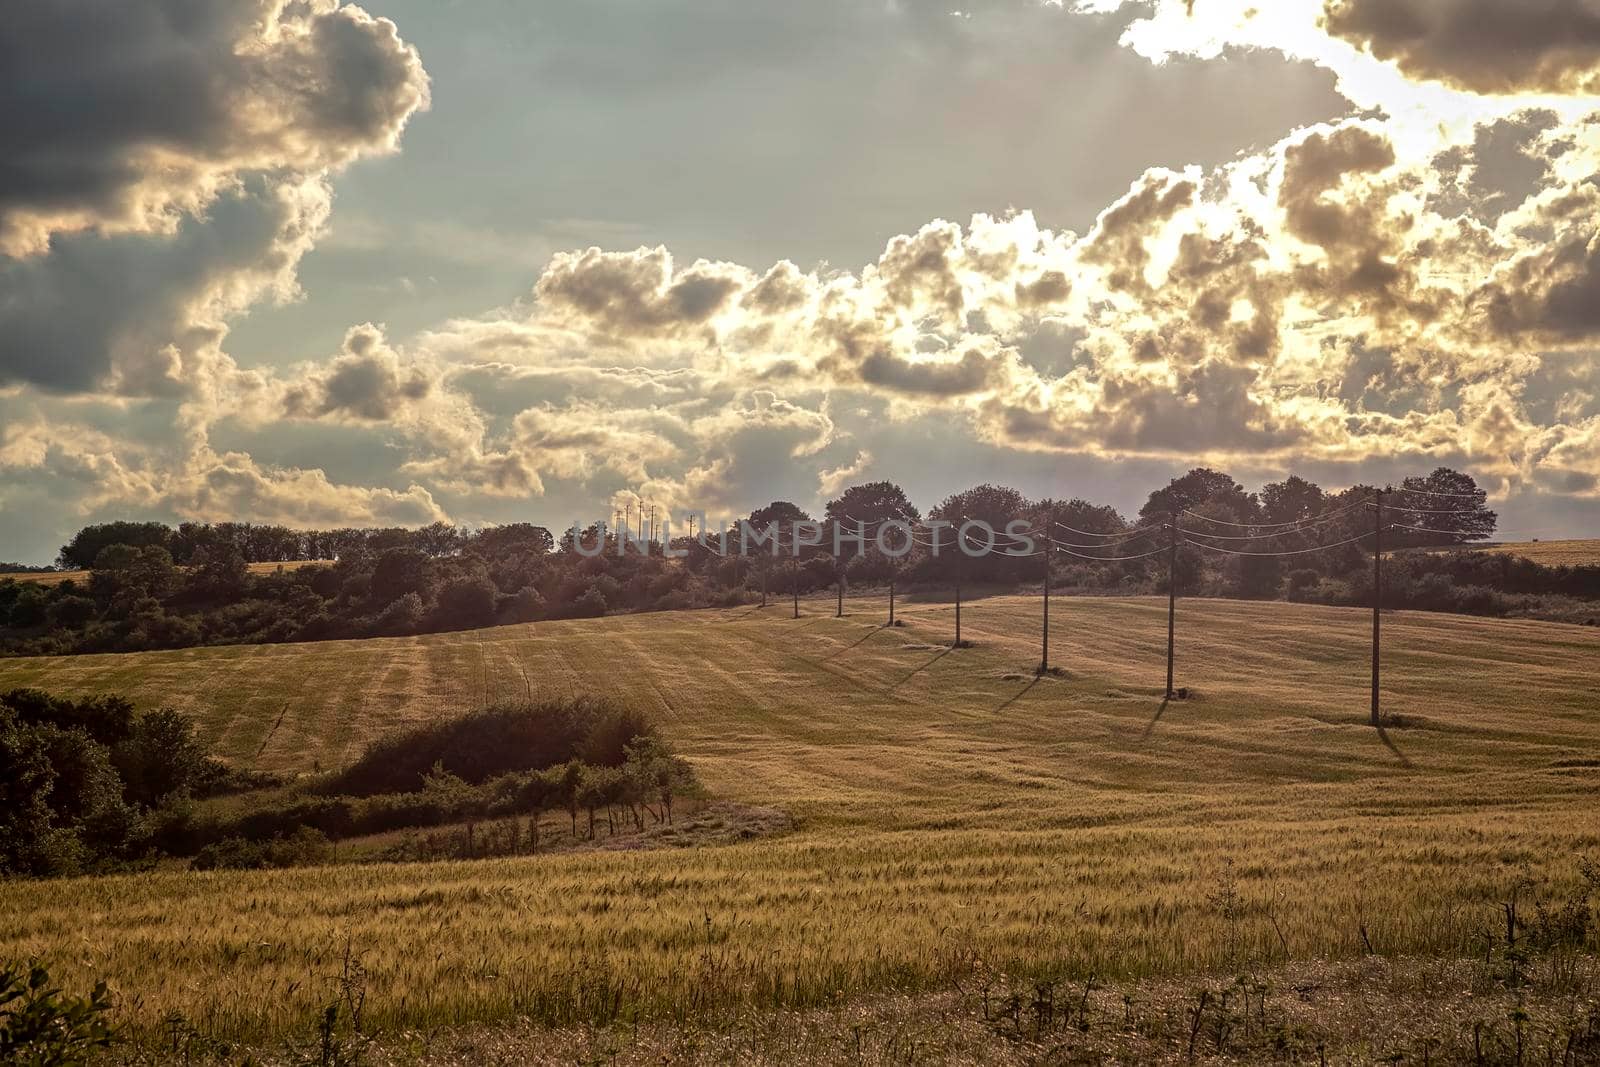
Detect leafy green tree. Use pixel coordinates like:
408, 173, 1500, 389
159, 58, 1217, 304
113, 710, 206, 809
1259, 475, 1326, 524
824, 482, 921, 560
57, 521, 173, 570
434, 577, 498, 630
1140, 468, 1258, 524
1393, 467, 1497, 546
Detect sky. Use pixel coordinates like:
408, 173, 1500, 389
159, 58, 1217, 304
2, 0, 1600, 564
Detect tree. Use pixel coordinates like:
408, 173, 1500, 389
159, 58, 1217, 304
1393, 468, 1497, 546
747, 501, 811, 527
1140, 469, 1258, 525
474, 524, 553, 557
57, 522, 173, 570
113, 709, 207, 809
824, 482, 920, 560
1259, 476, 1326, 525
371, 547, 430, 601
189, 544, 249, 599
434, 577, 498, 630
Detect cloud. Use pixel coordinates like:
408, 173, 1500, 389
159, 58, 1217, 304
283, 323, 434, 420
819, 451, 874, 497
0, 0, 428, 259
1322, 0, 1600, 96
0, 176, 330, 397
532, 246, 751, 343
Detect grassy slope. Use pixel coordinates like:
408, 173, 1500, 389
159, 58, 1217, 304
0, 595, 1597, 1041
1399, 539, 1600, 567
0, 560, 329, 586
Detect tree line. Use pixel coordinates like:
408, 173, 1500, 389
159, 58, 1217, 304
2, 465, 1592, 658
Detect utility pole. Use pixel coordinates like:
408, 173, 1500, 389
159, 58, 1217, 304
836, 566, 844, 617
888, 565, 896, 626
760, 560, 768, 608
792, 559, 800, 619
1041, 542, 1050, 674
954, 539, 964, 649
1371, 489, 1384, 727
1166, 512, 1178, 699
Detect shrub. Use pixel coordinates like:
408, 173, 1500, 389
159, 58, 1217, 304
374, 592, 425, 635
570, 586, 607, 618
325, 697, 648, 797
112, 709, 207, 809
0, 959, 115, 1063
191, 827, 332, 871
434, 577, 499, 630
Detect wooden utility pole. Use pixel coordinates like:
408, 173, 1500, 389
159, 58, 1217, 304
1041, 543, 1050, 674
760, 561, 768, 608
888, 568, 896, 626
792, 559, 800, 619
836, 568, 844, 617
1166, 513, 1178, 699
1371, 489, 1384, 727
953, 542, 963, 648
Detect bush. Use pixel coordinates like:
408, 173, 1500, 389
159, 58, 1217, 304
0, 959, 115, 1063
1286, 569, 1320, 599
435, 578, 498, 630
374, 592, 425, 635
326, 697, 653, 797
112, 709, 207, 808
191, 826, 332, 871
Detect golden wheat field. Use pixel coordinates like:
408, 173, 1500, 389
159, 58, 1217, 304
1466, 540, 1600, 567
0, 595, 1597, 1043
0, 560, 331, 587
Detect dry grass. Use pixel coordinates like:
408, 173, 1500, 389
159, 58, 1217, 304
0, 560, 330, 586
0, 595, 1598, 1045
273, 956, 1600, 1066
1424, 539, 1600, 567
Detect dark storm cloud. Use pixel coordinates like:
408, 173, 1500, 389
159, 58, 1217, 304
0, 178, 320, 395
1323, 0, 1600, 95
0, 0, 427, 258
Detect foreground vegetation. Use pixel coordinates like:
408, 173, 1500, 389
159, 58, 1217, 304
0, 595, 1597, 1054
1, 691, 695, 879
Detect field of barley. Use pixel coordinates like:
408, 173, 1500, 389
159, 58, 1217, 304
1464, 539, 1600, 567
0, 594, 1597, 1043
0, 560, 330, 587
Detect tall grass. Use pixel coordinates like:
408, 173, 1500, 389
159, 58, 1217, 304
0, 596, 1597, 1042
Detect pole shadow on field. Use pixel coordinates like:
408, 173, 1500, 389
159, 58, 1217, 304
893, 647, 953, 691
1140, 696, 1171, 741
823, 624, 884, 661
995, 674, 1041, 713
1374, 723, 1413, 768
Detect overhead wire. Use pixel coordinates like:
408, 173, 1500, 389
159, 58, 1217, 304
1054, 544, 1171, 562
1179, 496, 1373, 530
1182, 531, 1382, 557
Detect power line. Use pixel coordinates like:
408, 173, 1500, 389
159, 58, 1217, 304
1391, 524, 1491, 537
1391, 487, 1486, 500
1055, 520, 1165, 539
1053, 544, 1171, 562
1182, 531, 1380, 557
1179, 496, 1373, 530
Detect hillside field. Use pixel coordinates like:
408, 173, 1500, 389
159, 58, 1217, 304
0, 559, 330, 587
1457, 539, 1600, 567
0, 595, 1598, 1046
